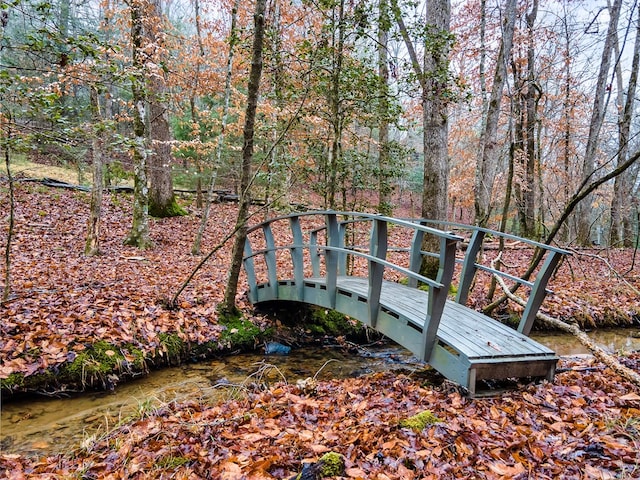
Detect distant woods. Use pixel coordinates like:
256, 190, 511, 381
0, 0, 638, 251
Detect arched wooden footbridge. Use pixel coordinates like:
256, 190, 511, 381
242, 212, 569, 394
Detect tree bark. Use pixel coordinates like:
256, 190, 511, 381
521, 0, 538, 239
327, 0, 346, 210
420, 0, 450, 224
85, 86, 103, 256
575, 0, 622, 245
377, 0, 392, 216
147, 0, 184, 218
610, 2, 640, 247
474, 0, 517, 228
222, 0, 266, 314
124, 0, 152, 249
392, 0, 451, 279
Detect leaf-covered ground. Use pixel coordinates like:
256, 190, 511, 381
1, 184, 640, 477
1, 185, 638, 385
2, 356, 640, 479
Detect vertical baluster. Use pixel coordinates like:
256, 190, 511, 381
422, 236, 457, 361
518, 250, 562, 336
289, 216, 304, 301
243, 237, 257, 303
408, 226, 425, 288
325, 213, 339, 308
262, 222, 278, 299
456, 229, 485, 305
367, 218, 387, 328
337, 221, 347, 276
310, 230, 320, 277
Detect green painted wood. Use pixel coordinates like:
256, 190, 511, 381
368, 219, 387, 329
242, 212, 568, 394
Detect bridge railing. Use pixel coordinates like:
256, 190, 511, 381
243, 211, 463, 359
408, 219, 571, 335
243, 212, 570, 344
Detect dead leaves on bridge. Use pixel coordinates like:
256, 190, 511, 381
3, 355, 640, 479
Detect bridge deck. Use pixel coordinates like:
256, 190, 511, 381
244, 212, 568, 395
261, 277, 557, 394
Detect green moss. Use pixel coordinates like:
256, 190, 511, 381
0, 372, 25, 391
318, 452, 344, 477
149, 196, 187, 218
156, 455, 190, 469
308, 307, 363, 337
219, 315, 265, 350
399, 410, 440, 431
158, 333, 187, 363
63, 341, 126, 382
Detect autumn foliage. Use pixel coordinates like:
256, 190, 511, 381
2, 358, 640, 478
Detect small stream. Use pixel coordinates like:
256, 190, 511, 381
2, 329, 639, 457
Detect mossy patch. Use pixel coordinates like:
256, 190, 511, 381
399, 410, 440, 431
219, 314, 270, 351
307, 306, 364, 337
296, 451, 345, 479
157, 333, 188, 364
149, 196, 187, 218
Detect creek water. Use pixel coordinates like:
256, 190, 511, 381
1, 329, 639, 458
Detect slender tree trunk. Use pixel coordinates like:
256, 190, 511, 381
576, 0, 621, 245
610, 2, 640, 247
377, 0, 392, 216
85, 86, 104, 256
560, 8, 573, 242
3, 132, 14, 302
328, 0, 346, 210
191, 0, 239, 255
474, 0, 517, 227
522, 0, 538, 239
124, 0, 152, 249
222, 0, 266, 314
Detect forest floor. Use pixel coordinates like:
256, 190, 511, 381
1, 182, 640, 478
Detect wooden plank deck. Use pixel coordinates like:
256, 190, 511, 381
258, 276, 557, 394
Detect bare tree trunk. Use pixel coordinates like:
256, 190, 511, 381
392, 0, 451, 278
576, 0, 621, 245
3, 131, 14, 302
521, 0, 538, 239
420, 0, 450, 225
474, 0, 517, 228
377, 0, 392, 216
222, 0, 266, 314
610, 2, 640, 247
147, 0, 184, 218
85, 86, 103, 256
328, 0, 346, 210
192, 0, 239, 255
124, 0, 152, 249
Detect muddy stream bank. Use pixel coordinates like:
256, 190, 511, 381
2, 329, 640, 458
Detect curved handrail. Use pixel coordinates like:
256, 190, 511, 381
243, 212, 461, 360
243, 211, 569, 343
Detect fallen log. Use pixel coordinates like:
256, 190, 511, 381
491, 253, 640, 389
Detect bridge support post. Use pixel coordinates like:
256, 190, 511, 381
325, 213, 339, 308
518, 250, 563, 336
367, 219, 387, 328
262, 223, 278, 299
421, 236, 458, 361
289, 216, 305, 301
456, 229, 485, 305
